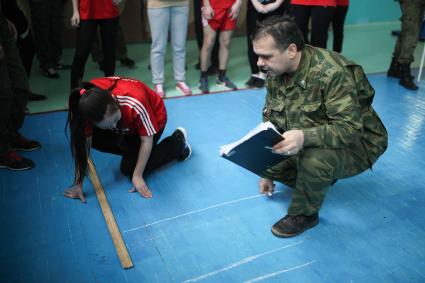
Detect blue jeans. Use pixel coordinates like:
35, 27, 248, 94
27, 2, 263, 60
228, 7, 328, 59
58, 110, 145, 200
147, 5, 189, 84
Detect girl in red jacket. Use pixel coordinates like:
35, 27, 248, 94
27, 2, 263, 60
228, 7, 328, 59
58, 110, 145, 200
65, 77, 191, 202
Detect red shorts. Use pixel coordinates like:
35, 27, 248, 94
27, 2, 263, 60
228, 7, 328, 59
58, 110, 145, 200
202, 7, 237, 31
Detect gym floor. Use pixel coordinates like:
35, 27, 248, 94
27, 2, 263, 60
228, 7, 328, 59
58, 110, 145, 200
1, 22, 425, 282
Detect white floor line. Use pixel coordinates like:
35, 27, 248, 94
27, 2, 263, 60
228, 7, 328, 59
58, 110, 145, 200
243, 260, 317, 283
181, 240, 304, 283
123, 191, 283, 233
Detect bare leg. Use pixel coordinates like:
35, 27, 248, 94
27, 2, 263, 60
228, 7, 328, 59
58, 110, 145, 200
218, 30, 233, 70
200, 25, 218, 71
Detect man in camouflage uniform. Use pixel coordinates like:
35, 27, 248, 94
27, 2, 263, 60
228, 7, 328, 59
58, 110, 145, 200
387, 0, 425, 90
252, 16, 388, 238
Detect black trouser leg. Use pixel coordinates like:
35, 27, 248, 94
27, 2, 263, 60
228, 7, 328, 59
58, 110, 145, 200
70, 20, 99, 89
48, 0, 64, 64
17, 32, 36, 77
290, 5, 311, 44
0, 38, 29, 154
99, 17, 118, 77
310, 6, 335, 48
332, 6, 348, 53
29, 0, 51, 68
91, 128, 183, 177
246, 1, 260, 74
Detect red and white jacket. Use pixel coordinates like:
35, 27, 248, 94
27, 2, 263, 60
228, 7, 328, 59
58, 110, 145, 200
88, 77, 167, 137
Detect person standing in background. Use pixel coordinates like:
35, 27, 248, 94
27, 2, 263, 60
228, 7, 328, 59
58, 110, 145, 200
245, 0, 289, 88
290, 0, 336, 49
331, 0, 349, 53
146, 0, 192, 97
0, 3, 41, 171
387, 0, 425, 90
28, 0, 65, 79
70, 0, 119, 89
1, 0, 47, 101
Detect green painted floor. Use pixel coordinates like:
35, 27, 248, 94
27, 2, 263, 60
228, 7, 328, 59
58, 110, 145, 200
27, 21, 424, 113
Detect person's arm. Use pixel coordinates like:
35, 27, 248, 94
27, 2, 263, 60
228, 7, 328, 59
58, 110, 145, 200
202, 0, 214, 20
251, 0, 267, 14
263, 0, 285, 13
63, 136, 91, 203
70, 0, 80, 27
229, 0, 242, 20
129, 135, 154, 198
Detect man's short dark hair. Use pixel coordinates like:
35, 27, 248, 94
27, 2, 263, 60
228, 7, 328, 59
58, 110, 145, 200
253, 15, 305, 52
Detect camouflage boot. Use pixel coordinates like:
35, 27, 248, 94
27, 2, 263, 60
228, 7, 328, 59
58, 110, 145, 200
399, 64, 418, 90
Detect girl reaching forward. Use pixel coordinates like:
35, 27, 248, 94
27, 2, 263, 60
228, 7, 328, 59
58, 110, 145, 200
65, 76, 191, 202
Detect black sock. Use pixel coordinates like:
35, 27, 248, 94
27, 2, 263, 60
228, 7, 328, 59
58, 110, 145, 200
201, 71, 208, 79
218, 69, 226, 80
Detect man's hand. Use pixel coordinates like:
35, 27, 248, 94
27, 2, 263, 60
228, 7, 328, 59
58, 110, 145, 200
229, 0, 242, 20
259, 178, 275, 196
130, 174, 152, 198
272, 129, 304, 156
202, 5, 214, 20
70, 11, 80, 27
64, 183, 86, 203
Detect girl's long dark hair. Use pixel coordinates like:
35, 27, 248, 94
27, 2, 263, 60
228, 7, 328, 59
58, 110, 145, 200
66, 80, 119, 184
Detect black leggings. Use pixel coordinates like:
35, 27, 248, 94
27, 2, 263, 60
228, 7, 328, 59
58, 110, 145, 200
290, 4, 335, 49
91, 127, 183, 177
331, 5, 348, 53
70, 18, 119, 89
246, 0, 288, 74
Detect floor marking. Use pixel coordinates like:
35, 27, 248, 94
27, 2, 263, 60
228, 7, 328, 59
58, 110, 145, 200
182, 240, 304, 283
123, 191, 284, 233
243, 260, 317, 283
88, 158, 133, 269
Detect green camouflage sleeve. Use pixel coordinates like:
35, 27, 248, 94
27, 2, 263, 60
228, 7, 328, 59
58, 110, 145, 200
303, 69, 363, 148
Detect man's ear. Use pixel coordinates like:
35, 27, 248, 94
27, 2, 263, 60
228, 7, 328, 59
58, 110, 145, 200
287, 43, 298, 59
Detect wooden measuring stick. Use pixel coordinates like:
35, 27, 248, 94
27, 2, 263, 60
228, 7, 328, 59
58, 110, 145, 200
88, 158, 134, 269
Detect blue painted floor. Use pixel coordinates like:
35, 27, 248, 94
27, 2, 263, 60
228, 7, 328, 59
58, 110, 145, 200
1, 74, 425, 283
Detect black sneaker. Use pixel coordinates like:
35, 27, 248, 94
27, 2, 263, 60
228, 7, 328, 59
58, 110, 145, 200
120, 57, 136, 68
271, 214, 319, 238
253, 77, 265, 88
29, 91, 47, 101
216, 75, 237, 90
199, 77, 209, 93
11, 134, 41, 151
173, 127, 192, 161
0, 151, 34, 171
245, 76, 256, 88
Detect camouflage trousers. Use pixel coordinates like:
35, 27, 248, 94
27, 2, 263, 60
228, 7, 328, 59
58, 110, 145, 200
262, 146, 370, 216
393, 0, 425, 64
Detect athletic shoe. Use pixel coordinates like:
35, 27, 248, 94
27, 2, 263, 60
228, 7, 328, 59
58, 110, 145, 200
176, 82, 192, 96
120, 57, 136, 68
154, 84, 165, 98
198, 77, 209, 93
173, 127, 192, 161
11, 134, 41, 151
41, 67, 59, 79
245, 76, 257, 88
0, 151, 34, 171
216, 75, 237, 90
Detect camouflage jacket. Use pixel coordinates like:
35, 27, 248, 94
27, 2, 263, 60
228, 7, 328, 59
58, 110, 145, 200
263, 45, 388, 166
